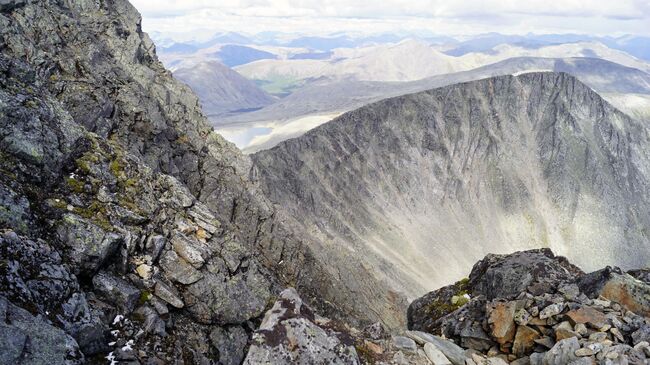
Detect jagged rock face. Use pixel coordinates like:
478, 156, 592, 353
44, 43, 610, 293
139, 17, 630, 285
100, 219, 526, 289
0, 0, 381, 330
0, 0, 387, 362
252, 72, 650, 307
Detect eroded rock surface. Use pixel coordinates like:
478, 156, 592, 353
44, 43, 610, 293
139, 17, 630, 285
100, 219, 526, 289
408, 250, 650, 365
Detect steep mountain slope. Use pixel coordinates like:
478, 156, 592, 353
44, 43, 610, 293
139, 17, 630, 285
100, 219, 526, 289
173, 61, 276, 118
0, 0, 408, 361
252, 73, 650, 303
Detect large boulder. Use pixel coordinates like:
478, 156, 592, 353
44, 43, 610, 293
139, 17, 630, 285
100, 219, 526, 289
468, 249, 583, 300
244, 288, 360, 364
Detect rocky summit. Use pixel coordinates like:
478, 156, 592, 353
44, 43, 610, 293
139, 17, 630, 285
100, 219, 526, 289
405, 249, 650, 365
1, 1, 650, 365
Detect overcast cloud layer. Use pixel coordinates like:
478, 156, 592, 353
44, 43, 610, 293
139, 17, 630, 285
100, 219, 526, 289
131, 0, 650, 41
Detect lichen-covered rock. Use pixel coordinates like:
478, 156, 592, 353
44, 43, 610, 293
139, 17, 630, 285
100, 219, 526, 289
244, 288, 360, 364
408, 250, 650, 365
210, 326, 249, 365
468, 249, 583, 300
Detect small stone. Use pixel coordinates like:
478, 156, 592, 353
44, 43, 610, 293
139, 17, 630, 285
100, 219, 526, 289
574, 323, 588, 336
424, 342, 452, 365
512, 325, 540, 357
555, 321, 578, 341
589, 332, 608, 342
534, 337, 555, 349
539, 303, 564, 319
529, 306, 539, 317
488, 302, 517, 345
587, 342, 604, 354
514, 309, 531, 326
486, 357, 508, 365
487, 346, 500, 357
575, 348, 594, 357
154, 281, 184, 308
136, 264, 152, 279
559, 284, 580, 301
566, 307, 608, 329
592, 299, 611, 307
610, 327, 624, 342
544, 337, 579, 365
633, 341, 649, 351
392, 336, 417, 353
598, 324, 611, 332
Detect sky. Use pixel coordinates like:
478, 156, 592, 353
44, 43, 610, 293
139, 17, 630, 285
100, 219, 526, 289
130, 0, 650, 41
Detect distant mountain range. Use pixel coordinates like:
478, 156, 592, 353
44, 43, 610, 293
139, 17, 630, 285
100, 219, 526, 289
154, 31, 650, 153
173, 61, 276, 118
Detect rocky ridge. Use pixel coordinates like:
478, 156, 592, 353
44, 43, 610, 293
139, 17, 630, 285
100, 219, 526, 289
0, 0, 393, 363
1, 1, 650, 364
405, 249, 650, 365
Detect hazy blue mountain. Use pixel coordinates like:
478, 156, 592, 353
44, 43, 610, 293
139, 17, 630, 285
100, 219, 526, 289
162, 42, 199, 54
174, 61, 276, 117
213, 45, 277, 67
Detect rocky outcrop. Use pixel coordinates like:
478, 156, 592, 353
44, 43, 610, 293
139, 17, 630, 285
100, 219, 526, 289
0, 0, 383, 362
408, 249, 650, 364
244, 288, 360, 364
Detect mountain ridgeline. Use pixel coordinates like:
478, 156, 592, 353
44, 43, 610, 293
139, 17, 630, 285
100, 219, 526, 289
1, 0, 650, 364
252, 72, 650, 301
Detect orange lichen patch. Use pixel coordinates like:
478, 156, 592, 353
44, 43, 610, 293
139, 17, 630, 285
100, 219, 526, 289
600, 276, 650, 317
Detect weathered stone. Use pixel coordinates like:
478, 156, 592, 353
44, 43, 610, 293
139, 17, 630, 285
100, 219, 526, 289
0, 296, 84, 364
154, 281, 184, 308
56, 214, 122, 276
145, 235, 166, 263
632, 325, 650, 345
424, 342, 452, 365
92, 271, 140, 313
136, 264, 152, 279
406, 331, 467, 365
514, 309, 531, 326
575, 348, 594, 357
159, 249, 203, 285
170, 232, 206, 268
488, 302, 517, 345
555, 321, 579, 341
544, 337, 579, 365
534, 337, 555, 349
539, 303, 564, 319
244, 288, 360, 365
512, 325, 540, 357
393, 336, 418, 353
210, 326, 248, 365
183, 264, 270, 325
467, 249, 583, 300
566, 307, 608, 329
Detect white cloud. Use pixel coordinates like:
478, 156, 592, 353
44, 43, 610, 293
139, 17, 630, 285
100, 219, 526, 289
130, 0, 650, 39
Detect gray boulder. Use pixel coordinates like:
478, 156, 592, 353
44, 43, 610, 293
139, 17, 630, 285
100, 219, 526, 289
244, 288, 360, 364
